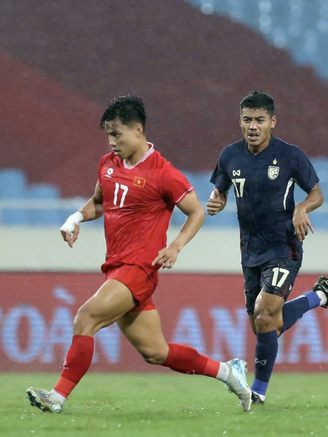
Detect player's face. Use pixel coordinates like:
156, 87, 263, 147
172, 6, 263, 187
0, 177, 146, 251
240, 108, 276, 154
104, 119, 143, 160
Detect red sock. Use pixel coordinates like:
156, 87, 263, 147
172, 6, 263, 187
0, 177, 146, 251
54, 335, 94, 398
162, 343, 220, 377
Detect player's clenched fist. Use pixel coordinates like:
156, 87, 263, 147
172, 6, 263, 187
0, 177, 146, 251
207, 188, 226, 215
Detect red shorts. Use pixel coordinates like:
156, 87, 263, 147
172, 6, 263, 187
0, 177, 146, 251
105, 264, 158, 312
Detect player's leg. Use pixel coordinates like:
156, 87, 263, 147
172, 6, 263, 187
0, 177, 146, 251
117, 309, 251, 412
243, 265, 262, 334
251, 290, 283, 403
281, 275, 328, 334
26, 278, 135, 412
250, 258, 301, 403
243, 264, 328, 405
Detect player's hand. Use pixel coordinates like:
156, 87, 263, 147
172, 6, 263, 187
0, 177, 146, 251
206, 188, 226, 215
60, 223, 80, 248
152, 246, 179, 269
292, 206, 315, 242
60, 212, 83, 248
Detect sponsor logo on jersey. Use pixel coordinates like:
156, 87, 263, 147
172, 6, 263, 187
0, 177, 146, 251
232, 170, 241, 176
133, 176, 146, 187
267, 166, 280, 180
105, 168, 114, 178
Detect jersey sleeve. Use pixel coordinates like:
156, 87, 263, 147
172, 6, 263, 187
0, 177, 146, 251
160, 165, 194, 204
292, 147, 319, 193
210, 149, 232, 192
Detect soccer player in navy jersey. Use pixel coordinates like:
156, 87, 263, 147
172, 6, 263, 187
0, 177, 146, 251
207, 90, 328, 404
26, 95, 252, 413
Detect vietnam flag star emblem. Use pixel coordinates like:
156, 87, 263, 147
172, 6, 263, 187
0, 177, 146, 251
133, 176, 146, 187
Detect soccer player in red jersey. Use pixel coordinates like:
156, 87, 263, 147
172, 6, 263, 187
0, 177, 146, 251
26, 95, 251, 413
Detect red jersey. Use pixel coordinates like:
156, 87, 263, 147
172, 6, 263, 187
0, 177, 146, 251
97, 144, 193, 275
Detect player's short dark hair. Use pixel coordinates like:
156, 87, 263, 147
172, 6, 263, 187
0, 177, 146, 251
100, 95, 146, 130
240, 90, 275, 117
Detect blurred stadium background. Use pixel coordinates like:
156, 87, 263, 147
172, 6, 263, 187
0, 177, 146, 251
1, 0, 328, 374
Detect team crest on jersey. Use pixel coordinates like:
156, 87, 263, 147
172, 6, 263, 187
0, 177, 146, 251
267, 166, 280, 180
133, 176, 146, 187
105, 168, 114, 178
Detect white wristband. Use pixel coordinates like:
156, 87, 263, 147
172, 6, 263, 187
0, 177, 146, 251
60, 211, 83, 234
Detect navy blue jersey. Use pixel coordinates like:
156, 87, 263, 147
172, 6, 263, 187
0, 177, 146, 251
210, 136, 319, 267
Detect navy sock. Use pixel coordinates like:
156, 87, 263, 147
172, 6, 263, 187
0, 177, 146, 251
251, 330, 278, 396
305, 291, 321, 309
281, 292, 320, 334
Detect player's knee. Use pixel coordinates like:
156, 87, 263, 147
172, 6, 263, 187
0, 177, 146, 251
254, 312, 273, 332
73, 308, 94, 335
142, 350, 167, 365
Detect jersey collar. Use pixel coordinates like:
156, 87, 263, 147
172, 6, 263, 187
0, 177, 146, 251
123, 143, 154, 169
244, 135, 276, 156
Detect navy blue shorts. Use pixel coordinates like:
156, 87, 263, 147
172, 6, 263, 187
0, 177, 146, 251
243, 258, 302, 315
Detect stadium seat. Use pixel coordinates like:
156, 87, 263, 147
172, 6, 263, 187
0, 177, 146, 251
171, 208, 187, 227
171, 198, 239, 228
180, 170, 197, 186
211, 201, 239, 228
190, 172, 213, 201
0, 169, 28, 225
0, 168, 27, 199
27, 184, 60, 200
179, 170, 213, 201
186, 0, 328, 80
26, 183, 61, 226
310, 158, 328, 228
311, 157, 328, 183
293, 184, 305, 204
1, 165, 327, 228
1, 209, 29, 226
311, 213, 328, 229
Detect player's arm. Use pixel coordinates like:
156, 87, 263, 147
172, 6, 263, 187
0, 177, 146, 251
60, 182, 104, 248
207, 188, 228, 215
293, 183, 324, 242
207, 152, 230, 215
152, 191, 205, 269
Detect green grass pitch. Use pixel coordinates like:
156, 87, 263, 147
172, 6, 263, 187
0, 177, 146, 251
1, 373, 328, 436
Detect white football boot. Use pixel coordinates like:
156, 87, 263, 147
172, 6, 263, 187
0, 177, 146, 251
225, 358, 252, 412
26, 387, 63, 413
